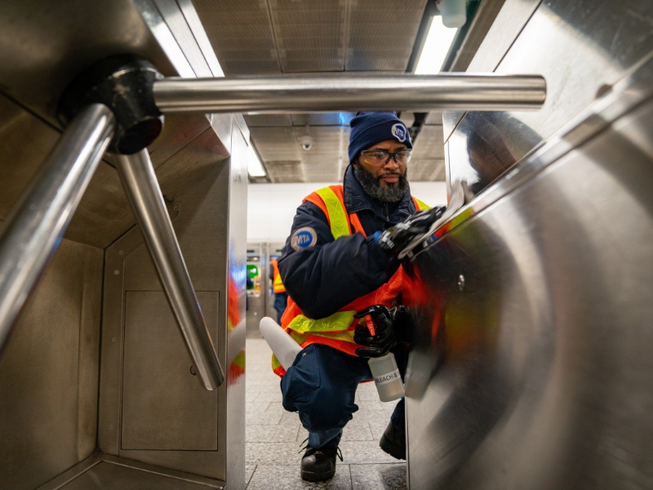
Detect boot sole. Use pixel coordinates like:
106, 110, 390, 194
301, 468, 336, 482
380, 434, 406, 460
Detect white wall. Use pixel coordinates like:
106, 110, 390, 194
247, 181, 448, 243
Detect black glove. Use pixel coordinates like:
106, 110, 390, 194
353, 305, 402, 358
377, 206, 447, 255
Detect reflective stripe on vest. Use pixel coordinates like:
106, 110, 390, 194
315, 187, 352, 239
272, 259, 286, 293
272, 186, 428, 376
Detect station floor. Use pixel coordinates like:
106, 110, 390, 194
245, 337, 407, 489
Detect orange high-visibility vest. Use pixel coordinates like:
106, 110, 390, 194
271, 258, 286, 294
272, 185, 428, 376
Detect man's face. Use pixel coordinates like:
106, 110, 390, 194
353, 139, 409, 203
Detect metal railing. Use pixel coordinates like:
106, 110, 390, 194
154, 74, 546, 114
0, 104, 115, 357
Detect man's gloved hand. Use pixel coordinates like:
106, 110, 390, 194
376, 206, 447, 255
353, 305, 403, 358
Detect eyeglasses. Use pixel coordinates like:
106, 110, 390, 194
360, 149, 412, 166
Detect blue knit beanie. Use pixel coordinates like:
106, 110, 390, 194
348, 111, 412, 163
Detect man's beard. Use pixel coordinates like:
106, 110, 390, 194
355, 164, 409, 203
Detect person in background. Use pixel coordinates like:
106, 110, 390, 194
274, 111, 446, 482
269, 257, 288, 323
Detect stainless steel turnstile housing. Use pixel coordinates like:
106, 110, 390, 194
0, 1, 248, 488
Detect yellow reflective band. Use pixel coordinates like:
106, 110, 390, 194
414, 198, 430, 211
315, 187, 351, 239
273, 274, 285, 293
272, 353, 282, 370
289, 328, 356, 345
286, 310, 356, 334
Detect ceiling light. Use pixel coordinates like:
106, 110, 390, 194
414, 16, 459, 75
248, 144, 266, 177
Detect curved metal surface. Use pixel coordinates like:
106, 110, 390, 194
404, 84, 653, 490
0, 104, 114, 359
114, 150, 225, 390
153, 74, 546, 114
443, 0, 653, 198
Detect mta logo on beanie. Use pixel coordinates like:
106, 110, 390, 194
391, 123, 407, 142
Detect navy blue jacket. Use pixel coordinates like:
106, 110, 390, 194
277, 165, 418, 319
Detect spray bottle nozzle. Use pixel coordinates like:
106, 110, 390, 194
365, 314, 376, 336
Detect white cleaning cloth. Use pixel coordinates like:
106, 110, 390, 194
259, 317, 302, 370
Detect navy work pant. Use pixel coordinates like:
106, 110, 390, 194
280, 343, 405, 451
273, 292, 288, 323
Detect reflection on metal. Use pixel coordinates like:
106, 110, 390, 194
407, 95, 653, 489
36, 453, 224, 489
436, 33, 653, 244
443, 0, 653, 198
0, 104, 114, 359
113, 150, 225, 390
405, 1, 653, 488
153, 74, 546, 114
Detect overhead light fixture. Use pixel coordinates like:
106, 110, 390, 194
414, 15, 459, 75
247, 144, 266, 177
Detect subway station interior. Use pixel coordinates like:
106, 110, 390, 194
1, 0, 652, 489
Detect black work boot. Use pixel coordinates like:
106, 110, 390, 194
379, 420, 406, 460
300, 445, 342, 482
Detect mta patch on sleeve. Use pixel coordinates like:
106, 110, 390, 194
291, 227, 317, 250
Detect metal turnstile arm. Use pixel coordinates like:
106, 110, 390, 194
114, 150, 225, 390
153, 74, 547, 114
0, 104, 115, 358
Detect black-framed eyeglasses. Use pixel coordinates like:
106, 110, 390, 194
360, 149, 412, 165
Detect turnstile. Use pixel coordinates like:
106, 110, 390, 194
0, 1, 546, 488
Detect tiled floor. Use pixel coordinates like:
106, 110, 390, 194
245, 337, 407, 489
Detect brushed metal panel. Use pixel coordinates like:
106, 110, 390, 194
406, 93, 653, 489
224, 127, 248, 490
441, 0, 541, 141
147, 115, 211, 168
64, 162, 134, 248
266, 160, 305, 182
155, 127, 231, 202
425, 112, 443, 125
121, 168, 230, 294
244, 114, 293, 127
36, 454, 225, 489
251, 125, 349, 182
100, 148, 244, 480
122, 291, 219, 451
444, 0, 653, 197
56, 460, 221, 490
65, 122, 233, 248
194, 0, 280, 75
271, 0, 346, 72
448, 0, 507, 72
346, 0, 427, 71
250, 126, 301, 162
411, 124, 446, 181
0, 239, 102, 490
0, 0, 241, 250
151, 0, 213, 77
0, 0, 176, 122
0, 95, 60, 222
413, 124, 445, 159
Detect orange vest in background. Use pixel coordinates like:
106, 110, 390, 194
271, 259, 286, 294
